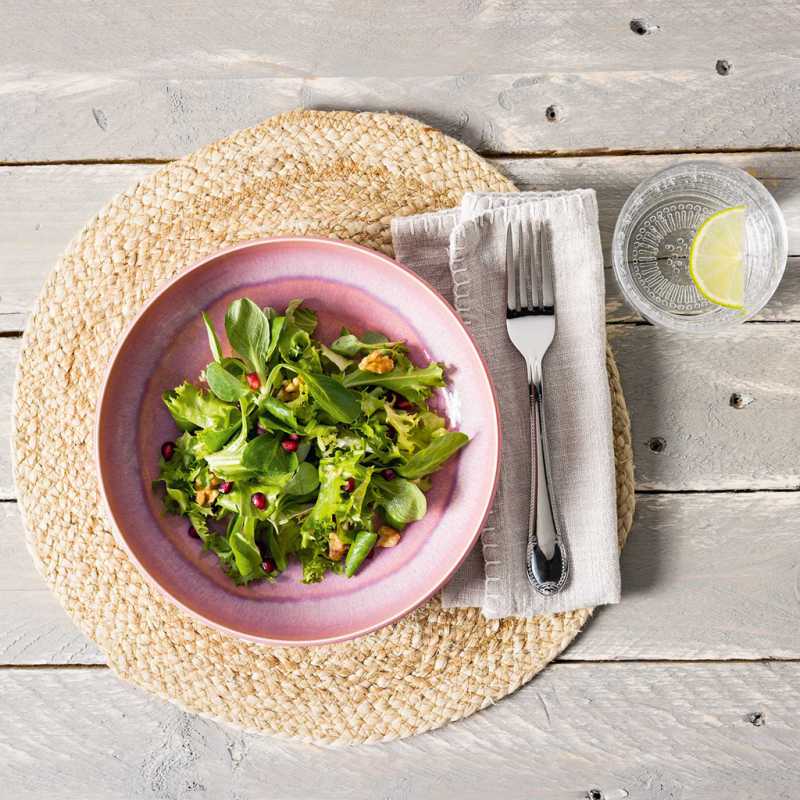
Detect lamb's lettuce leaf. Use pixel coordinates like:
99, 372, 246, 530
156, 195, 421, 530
397, 431, 469, 479
201, 312, 224, 363
206, 361, 250, 403
225, 298, 271, 381
343, 362, 445, 403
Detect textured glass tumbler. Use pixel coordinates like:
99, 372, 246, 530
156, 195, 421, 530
612, 162, 787, 332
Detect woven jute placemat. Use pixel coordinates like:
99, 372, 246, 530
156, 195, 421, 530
13, 110, 634, 744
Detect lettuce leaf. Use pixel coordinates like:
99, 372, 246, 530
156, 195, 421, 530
156, 297, 469, 587
330, 331, 401, 357
371, 475, 427, 528
384, 404, 445, 453
397, 431, 469, 479
163, 382, 238, 431
343, 362, 445, 403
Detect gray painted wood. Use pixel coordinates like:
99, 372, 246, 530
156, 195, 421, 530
2, 663, 798, 799
0, 503, 103, 665
500, 151, 800, 322
4, 322, 800, 495
0, 165, 155, 331
1, 492, 799, 665
565, 491, 800, 660
2, 1, 800, 160
3, 4, 800, 790
2, 152, 800, 333
0, 339, 17, 498
609, 324, 800, 490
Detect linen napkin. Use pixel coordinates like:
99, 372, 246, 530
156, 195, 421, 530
391, 189, 620, 617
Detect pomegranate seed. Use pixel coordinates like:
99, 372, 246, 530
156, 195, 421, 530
188, 525, 200, 540
287, 432, 300, 441
219, 481, 233, 494
161, 441, 176, 461
262, 558, 275, 573
281, 438, 299, 452
246, 372, 261, 390
251, 492, 267, 510
342, 477, 356, 493
381, 468, 397, 481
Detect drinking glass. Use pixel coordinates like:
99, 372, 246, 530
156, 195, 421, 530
612, 161, 787, 332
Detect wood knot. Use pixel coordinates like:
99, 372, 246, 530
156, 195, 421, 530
587, 791, 605, 800
545, 104, 559, 122
747, 711, 766, 726
730, 392, 754, 409
647, 436, 666, 453
716, 59, 733, 76
630, 19, 660, 35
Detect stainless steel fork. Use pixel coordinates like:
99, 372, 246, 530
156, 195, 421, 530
505, 218, 569, 595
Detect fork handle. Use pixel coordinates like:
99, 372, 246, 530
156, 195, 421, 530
526, 375, 569, 595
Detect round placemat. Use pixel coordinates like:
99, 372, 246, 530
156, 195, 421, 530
13, 110, 634, 744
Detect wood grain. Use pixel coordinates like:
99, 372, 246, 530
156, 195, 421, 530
2, 1, 800, 161
2, 663, 798, 799
500, 151, 800, 322
566, 492, 800, 660
0, 339, 18, 498
2, 492, 798, 666
609, 324, 800, 490
2, 152, 800, 332
3, 2, 799, 790
0, 503, 103, 665
4, 322, 800, 496
0, 165, 154, 331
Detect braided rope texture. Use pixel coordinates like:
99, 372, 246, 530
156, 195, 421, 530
13, 110, 635, 744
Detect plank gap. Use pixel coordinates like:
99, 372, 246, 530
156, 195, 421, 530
488, 144, 800, 160
0, 158, 173, 168
6, 143, 800, 168
4, 657, 800, 671
635, 487, 800, 495
556, 656, 800, 665
0, 663, 109, 671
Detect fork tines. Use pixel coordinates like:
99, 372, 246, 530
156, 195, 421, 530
506, 218, 554, 318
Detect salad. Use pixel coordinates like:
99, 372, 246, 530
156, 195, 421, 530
155, 298, 469, 585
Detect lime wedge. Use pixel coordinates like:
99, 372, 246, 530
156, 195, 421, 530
688, 205, 746, 310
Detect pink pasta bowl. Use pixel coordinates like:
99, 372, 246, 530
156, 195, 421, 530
96, 237, 500, 645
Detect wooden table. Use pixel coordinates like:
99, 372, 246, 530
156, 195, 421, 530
2, 3, 799, 797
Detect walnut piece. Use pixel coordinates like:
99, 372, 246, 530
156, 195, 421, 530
358, 351, 395, 374
194, 487, 219, 507
377, 526, 401, 548
328, 532, 347, 561
277, 375, 303, 401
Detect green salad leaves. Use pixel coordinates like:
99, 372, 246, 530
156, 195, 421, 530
154, 298, 469, 585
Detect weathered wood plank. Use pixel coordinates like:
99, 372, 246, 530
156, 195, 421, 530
564, 492, 800, 660
2, 153, 800, 332
2, 492, 798, 665
608, 324, 800, 490
2, 663, 798, 799
3, 322, 800, 501
0, 165, 153, 331
498, 151, 800, 255
0, 503, 103, 665
0, 339, 18, 498
500, 151, 800, 322
2, 1, 800, 160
